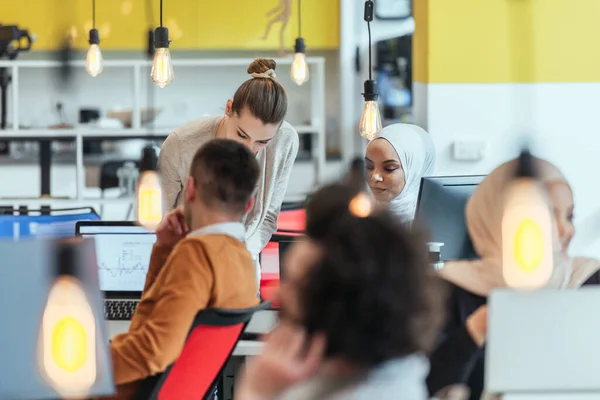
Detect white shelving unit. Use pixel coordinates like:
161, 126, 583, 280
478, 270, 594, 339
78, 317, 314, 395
0, 57, 326, 206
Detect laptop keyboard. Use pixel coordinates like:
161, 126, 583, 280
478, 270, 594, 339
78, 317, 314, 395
104, 300, 139, 320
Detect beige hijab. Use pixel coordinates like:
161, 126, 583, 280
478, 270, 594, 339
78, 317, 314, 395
438, 157, 600, 296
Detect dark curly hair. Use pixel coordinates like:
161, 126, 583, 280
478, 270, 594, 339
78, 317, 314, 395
301, 183, 446, 367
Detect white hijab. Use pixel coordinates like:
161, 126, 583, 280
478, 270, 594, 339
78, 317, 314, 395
368, 124, 436, 223
438, 157, 600, 296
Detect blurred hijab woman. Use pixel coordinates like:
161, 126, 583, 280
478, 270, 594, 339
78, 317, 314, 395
365, 124, 435, 223
426, 156, 600, 400
545, 174, 576, 254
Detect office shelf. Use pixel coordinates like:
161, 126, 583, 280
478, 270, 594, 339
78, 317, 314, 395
0, 57, 326, 206
0, 125, 318, 139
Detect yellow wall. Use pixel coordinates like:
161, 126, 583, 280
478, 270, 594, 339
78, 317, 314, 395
3, 0, 339, 51
414, 0, 600, 83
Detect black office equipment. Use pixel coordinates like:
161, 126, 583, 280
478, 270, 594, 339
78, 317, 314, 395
415, 175, 485, 261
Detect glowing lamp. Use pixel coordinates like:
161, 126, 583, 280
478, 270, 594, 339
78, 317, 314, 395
40, 241, 97, 398
359, 0, 382, 140
136, 146, 164, 230
349, 192, 373, 218
502, 150, 553, 290
151, 27, 174, 88
85, 29, 103, 77
291, 38, 309, 86
359, 81, 382, 140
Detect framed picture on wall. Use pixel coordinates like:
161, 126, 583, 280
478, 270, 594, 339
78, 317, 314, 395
375, 0, 412, 20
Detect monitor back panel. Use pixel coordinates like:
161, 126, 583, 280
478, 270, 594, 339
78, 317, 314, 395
415, 176, 484, 261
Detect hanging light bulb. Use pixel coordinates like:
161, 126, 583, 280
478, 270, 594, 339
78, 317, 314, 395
151, 26, 174, 88
502, 149, 554, 290
40, 241, 97, 398
86, 0, 102, 77
349, 192, 373, 218
291, 38, 309, 85
86, 28, 103, 77
359, 80, 382, 140
290, 0, 309, 86
136, 146, 164, 229
359, 0, 382, 140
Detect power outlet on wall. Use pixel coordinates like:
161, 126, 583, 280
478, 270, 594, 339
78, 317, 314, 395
452, 140, 486, 161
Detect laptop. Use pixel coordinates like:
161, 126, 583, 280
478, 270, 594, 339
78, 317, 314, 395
76, 221, 155, 321
486, 288, 600, 396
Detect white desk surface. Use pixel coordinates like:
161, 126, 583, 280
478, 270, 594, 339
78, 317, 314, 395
106, 309, 276, 357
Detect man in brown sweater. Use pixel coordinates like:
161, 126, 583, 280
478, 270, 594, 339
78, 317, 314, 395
106, 139, 261, 399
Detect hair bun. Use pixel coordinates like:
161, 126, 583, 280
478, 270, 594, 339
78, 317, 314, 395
247, 58, 277, 75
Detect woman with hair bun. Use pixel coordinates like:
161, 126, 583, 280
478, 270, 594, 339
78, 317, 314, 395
158, 57, 299, 283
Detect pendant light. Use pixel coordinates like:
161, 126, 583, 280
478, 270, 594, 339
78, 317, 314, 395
86, 0, 103, 77
290, 0, 309, 86
151, 0, 174, 88
349, 191, 373, 218
359, 0, 382, 140
40, 241, 97, 398
502, 149, 554, 290
136, 145, 164, 229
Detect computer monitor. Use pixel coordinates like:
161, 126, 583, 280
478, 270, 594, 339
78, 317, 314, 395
260, 232, 303, 280
414, 175, 484, 261
76, 221, 155, 296
0, 207, 100, 239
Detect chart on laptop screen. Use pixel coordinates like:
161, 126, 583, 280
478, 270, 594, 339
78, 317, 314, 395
93, 233, 155, 291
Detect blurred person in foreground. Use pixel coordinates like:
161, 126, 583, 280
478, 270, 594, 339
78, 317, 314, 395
236, 184, 447, 400
426, 156, 600, 400
102, 139, 260, 400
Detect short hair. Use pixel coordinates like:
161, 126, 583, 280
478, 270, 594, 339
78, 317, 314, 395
231, 58, 288, 125
301, 184, 446, 367
189, 139, 259, 214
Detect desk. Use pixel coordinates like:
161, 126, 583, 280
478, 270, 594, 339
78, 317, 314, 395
106, 309, 276, 357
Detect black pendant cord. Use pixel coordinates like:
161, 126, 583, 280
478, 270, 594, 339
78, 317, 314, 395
147, 0, 155, 134
367, 19, 372, 81
160, 0, 163, 27
298, 0, 302, 37
92, 0, 96, 29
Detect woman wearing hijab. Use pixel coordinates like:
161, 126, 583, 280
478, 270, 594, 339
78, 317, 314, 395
546, 176, 576, 254
426, 156, 600, 400
364, 124, 436, 224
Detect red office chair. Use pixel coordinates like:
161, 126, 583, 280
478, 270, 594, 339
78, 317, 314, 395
134, 301, 271, 400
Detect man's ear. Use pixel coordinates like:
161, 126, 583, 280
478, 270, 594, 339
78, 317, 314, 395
225, 98, 233, 117
244, 196, 255, 215
184, 177, 196, 203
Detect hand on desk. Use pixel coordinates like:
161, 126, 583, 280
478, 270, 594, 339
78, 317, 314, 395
465, 305, 487, 348
156, 207, 190, 247
236, 322, 326, 400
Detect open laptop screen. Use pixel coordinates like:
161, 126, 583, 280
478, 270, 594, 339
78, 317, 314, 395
77, 223, 155, 293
